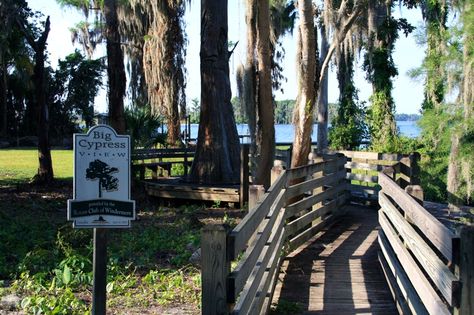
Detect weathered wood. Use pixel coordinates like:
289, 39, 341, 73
287, 214, 337, 251
248, 185, 265, 210
285, 195, 343, 237
379, 171, 455, 261
285, 184, 344, 218
286, 169, 345, 199
201, 225, 230, 315
286, 159, 334, 181
232, 212, 285, 314
379, 210, 451, 315
230, 173, 286, 257
345, 161, 384, 171
378, 249, 418, 315
459, 226, 474, 315
272, 205, 397, 314
270, 165, 285, 186
229, 190, 286, 299
405, 185, 424, 206
146, 184, 240, 202
346, 172, 378, 183
379, 192, 459, 306
248, 230, 285, 315
332, 150, 380, 160
348, 184, 380, 195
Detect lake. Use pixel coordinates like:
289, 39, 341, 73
182, 121, 420, 143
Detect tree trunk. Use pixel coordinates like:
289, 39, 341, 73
317, 26, 328, 153
254, 0, 275, 189
32, 17, 53, 183
243, 0, 257, 178
0, 52, 6, 137
448, 1, 474, 208
447, 132, 462, 208
366, 0, 397, 151
291, 0, 318, 168
104, 0, 126, 134
189, 0, 240, 184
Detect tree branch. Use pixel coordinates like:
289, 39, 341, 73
318, 0, 366, 85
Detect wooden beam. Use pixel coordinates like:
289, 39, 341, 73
459, 226, 474, 315
379, 172, 455, 261
379, 210, 451, 315
201, 225, 230, 315
380, 192, 459, 306
230, 186, 286, 258
232, 214, 285, 314
378, 244, 424, 315
229, 192, 286, 298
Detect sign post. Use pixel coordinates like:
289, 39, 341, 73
67, 125, 135, 314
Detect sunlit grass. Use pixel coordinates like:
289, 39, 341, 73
0, 148, 73, 184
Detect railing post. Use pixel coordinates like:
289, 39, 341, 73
409, 152, 421, 185
271, 161, 285, 186
240, 144, 249, 209
405, 185, 424, 206
248, 185, 265, 210
201, 225, 230, 315
457, 226, 474, 315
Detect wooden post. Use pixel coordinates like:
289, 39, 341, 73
92, 228, 107, 315
271, 163, 285, 186
184, 149, 188, 177
457, 226, 474, 315
409, 152, 421, 185
383, 166, 397, 181
405, 185, 424, 206
201, 225, 230, 315
249, 185, 265, 210
240, 144, 249, 209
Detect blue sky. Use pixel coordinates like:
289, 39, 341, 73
29, 0, 425, 115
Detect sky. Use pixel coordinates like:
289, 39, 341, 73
29, 0, 425, 115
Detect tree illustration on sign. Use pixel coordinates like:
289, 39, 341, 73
85, 159, 119, 198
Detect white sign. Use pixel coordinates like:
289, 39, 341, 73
67, 125, 135, 228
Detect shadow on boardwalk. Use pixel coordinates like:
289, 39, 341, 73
272, 205, 398, 315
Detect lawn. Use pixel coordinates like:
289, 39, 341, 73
0, 148, 73, 185
0, 149, 247, 314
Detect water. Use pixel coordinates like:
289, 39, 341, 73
182, 121, 420, 143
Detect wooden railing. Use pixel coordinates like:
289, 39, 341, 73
201, 153, 348, 315
131, 147, 196, 178
378, 167, 473, 315
324, 150, 420, 204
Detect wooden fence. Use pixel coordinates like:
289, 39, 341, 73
378, 167, 473, 315
324, 150, 420, 204
131, 147, 196, 179
201, 153, 348, 315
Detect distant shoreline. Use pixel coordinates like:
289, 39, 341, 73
394, 113, 421, 121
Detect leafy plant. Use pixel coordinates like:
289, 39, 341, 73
125, 105, 167, 149
270, 299, 302, 314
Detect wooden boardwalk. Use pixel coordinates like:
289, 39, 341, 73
272, 204, 398, 315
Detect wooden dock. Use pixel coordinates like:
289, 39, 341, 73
272, 205, 398, 314
143, 178, 240, 203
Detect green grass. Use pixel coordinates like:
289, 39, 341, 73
0, 148, 73, 185
0, 186, 203, 314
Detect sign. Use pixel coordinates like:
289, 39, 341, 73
68, 125, 135, 228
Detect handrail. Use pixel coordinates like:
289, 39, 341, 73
201, 153, 348, 315
378, 168, 473, 315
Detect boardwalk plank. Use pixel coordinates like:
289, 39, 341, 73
272, 205, 397, 314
